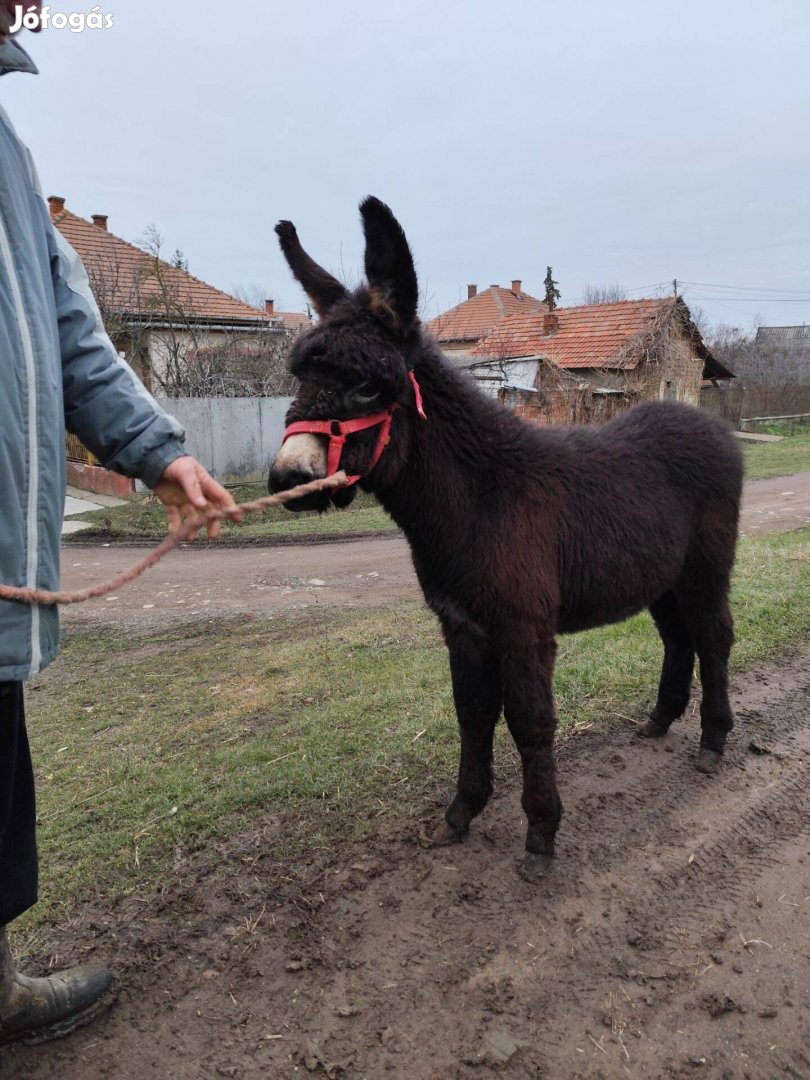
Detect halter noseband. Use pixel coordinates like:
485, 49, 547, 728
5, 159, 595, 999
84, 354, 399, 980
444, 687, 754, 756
281, 370, 427, 488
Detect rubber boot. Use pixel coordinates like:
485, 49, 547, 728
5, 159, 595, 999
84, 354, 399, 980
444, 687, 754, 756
0, 927, 114, 1044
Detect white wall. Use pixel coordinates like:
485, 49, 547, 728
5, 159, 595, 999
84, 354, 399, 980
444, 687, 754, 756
157, 396, 294, 483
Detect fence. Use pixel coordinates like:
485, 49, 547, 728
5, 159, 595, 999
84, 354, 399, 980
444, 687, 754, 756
700, 384, 810, 428
156, 397, 294, 484
506, 383, 810, 431
66, 431, 98, 465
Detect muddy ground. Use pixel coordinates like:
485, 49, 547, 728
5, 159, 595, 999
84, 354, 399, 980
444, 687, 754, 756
3, 647, 808, 1080
4, 473, 808, 1078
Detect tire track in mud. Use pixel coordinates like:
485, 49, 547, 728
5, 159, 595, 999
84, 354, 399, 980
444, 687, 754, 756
513, 665, 810, 1079
252, 653, 810, 1079
578, 686, 810, 956
5, 650, 809, 1080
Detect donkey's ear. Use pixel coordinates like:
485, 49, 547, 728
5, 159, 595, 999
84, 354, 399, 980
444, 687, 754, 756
275, 221, 349, 319
360, 197, 418, 329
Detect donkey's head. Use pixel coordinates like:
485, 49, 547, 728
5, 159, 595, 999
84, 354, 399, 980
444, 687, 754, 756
269, 197, 423, 511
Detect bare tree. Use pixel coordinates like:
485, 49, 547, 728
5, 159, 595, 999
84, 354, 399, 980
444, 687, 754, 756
582, 283, 628, 305
232, 282, 270, 310
85, 227, 299, 397
177, 334, 300, 397
705, 323, 810, 386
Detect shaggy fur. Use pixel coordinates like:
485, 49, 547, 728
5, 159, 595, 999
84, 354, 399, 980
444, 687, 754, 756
269, 198, 743, 875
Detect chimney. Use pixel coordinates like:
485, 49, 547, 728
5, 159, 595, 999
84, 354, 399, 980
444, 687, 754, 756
543, 312, 559, 334
467, 284, 477, 300
265, 299, 275, 315
48, 195, 66, 219
91, 214, 108, 231
489, 284, 499, 289
511, 279, 522, 294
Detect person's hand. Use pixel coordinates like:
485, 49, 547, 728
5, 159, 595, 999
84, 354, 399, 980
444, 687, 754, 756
153, 456, 243, 541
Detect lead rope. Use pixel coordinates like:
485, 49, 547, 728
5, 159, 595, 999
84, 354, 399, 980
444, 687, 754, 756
0, 472, 349, 607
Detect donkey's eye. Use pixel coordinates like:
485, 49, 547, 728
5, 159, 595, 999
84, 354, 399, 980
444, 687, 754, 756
355, 382, 378, 403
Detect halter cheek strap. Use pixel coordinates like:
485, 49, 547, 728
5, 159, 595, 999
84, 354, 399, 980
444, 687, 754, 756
281, 371, 426, 488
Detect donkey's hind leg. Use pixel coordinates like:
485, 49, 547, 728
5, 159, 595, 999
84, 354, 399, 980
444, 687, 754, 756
501, 636, 562, 881
433, 621, 502, 845
637, 591, 695, 739
677, 588, 735, 773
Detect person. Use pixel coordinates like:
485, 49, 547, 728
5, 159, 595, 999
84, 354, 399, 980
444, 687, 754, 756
0, 5, 240, 1043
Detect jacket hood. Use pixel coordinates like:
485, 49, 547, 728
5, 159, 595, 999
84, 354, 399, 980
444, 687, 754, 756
0, 37, 38, 76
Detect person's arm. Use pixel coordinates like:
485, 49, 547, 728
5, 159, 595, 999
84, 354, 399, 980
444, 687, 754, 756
49, 224, 238, 538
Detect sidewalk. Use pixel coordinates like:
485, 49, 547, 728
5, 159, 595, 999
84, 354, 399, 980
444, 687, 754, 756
62, 486, 127, 536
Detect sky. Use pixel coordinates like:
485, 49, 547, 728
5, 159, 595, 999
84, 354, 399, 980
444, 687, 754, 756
3, 0, 810, 331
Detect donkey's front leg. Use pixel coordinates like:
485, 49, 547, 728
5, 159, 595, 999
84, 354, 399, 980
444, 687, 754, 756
501, 637, 562, 881
433, 621, 502, 845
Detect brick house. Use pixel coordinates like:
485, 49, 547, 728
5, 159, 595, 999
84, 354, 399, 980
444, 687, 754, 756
460, 297, 734, 425
426, 281, 547, 357
49, 196, 310, 391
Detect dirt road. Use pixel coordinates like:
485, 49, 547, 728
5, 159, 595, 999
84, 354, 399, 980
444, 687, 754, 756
4, 649, 808, 1079
60, 472, 810, 625
738, 470, 810, 537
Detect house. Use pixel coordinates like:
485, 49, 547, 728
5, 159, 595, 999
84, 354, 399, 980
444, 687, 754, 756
48, 196, 310, 392
49, 195, 309, 495
461, 297, 734, 425
426, 281, 547, 356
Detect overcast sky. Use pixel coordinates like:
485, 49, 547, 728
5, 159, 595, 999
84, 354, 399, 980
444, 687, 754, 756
3, 0, 809, 330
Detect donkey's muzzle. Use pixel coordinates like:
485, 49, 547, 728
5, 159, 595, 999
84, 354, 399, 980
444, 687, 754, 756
267, 464, 331, 512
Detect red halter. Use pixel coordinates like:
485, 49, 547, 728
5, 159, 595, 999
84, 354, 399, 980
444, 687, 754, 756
281, 370, 427, 488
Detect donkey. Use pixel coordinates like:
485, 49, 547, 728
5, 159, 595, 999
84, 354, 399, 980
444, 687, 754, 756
269, 197, 743, 879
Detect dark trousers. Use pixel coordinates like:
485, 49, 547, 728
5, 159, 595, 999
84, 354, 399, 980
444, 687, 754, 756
0, 682, 38, 927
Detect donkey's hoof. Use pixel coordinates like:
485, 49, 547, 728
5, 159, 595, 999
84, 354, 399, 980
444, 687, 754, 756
430, 820, 468, 847
636, 718, 669, 739
517, 851, 554, 883
695, 749, 722, 774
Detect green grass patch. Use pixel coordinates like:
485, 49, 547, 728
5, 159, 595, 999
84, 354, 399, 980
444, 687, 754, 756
64, 484, 399, 543
748, 420, 809, 437
19, 529, 809, 937
742, 428, 810, 480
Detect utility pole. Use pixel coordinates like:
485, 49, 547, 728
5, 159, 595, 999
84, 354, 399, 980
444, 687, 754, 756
672, 278, 678, 296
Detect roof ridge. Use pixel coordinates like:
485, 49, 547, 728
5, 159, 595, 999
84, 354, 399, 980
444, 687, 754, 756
559, 297, 673, 313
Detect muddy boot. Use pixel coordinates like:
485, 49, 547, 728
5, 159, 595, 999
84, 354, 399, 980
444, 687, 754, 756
0, 927, 114, 1044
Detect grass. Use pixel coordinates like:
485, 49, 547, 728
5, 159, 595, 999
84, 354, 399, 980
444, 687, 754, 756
751, 421, 809, 437
741, 427, 810, 481
18, 528, 809, 938
64, 484, 399, 543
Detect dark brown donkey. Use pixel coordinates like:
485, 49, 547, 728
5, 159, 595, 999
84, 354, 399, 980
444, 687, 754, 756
269, 197, 743, 879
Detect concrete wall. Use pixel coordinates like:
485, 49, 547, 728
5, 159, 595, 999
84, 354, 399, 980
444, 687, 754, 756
157, 396, 294, 483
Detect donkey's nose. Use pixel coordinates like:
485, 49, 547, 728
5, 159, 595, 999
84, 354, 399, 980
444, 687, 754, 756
268, 462, 315, 495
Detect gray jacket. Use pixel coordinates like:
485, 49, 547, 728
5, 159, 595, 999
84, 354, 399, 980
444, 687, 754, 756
1, 39, 186, 681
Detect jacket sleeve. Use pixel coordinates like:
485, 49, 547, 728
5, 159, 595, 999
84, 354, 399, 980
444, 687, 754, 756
49, 224, 187, 488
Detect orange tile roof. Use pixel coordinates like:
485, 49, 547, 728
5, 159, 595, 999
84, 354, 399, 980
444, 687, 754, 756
469, 298, 676, 369
427, 285, 547, 343
51, 200, 278, 325
277, 310, 312, 331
